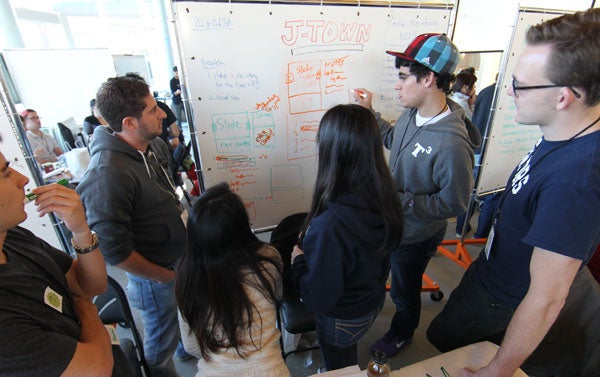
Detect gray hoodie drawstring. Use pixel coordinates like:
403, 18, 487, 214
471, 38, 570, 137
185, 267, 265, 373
138, 150, 152, 178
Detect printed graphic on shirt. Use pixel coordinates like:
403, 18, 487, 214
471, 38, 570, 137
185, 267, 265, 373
511, 138, 542, 195
411, 142, 432, 157
44, 286, 63, 313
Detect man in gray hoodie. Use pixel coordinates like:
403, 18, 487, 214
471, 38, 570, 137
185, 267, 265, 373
77, 76, 186, 377
354, 33, 480, 357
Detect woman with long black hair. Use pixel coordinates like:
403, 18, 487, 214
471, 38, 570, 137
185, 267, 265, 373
290, 104, 404, 371
175, 183, 290, 377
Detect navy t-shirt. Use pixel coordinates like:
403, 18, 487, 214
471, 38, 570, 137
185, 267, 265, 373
476, 130, 600, 305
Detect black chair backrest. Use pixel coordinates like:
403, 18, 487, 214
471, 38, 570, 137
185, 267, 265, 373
270, 212, 307, 293
172, 141, 192, 171
57, 122, 77, 149
95, 276, 134, 325
94, 276, 151, 377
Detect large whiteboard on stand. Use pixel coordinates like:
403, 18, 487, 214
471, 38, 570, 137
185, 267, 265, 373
173, 1, 452, 229
476, 8, 568, 194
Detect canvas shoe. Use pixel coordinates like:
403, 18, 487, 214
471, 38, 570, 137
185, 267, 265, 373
370, 330, 412, 358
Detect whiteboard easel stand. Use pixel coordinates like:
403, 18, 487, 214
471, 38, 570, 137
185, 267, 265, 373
171, 2, 206, 195
452, 3, 522, 245
449, 6, 572, 269
448, 6, 517, 266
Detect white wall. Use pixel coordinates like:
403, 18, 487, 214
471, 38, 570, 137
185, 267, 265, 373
453, 0, 593, 52
3, 48, 116, 134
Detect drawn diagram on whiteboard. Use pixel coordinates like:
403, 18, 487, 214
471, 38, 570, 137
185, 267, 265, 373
287, 55, 351, 114
287, 114, 319, 160
271, 164, 304, 204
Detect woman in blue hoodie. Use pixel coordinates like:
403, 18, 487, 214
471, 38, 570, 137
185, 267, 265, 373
290, 104, 404, 371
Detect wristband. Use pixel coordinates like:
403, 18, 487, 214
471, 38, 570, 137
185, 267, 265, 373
71, 232, 99, 254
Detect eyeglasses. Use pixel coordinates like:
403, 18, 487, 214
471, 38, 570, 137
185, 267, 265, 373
26, 116, 41, 120
512, 79, 581, 98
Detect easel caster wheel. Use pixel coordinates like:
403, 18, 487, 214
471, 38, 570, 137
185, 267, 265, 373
430, 291, 444, 301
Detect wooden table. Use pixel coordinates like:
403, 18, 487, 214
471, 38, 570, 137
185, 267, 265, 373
309, 342, 528, 377
392, 341, 527, 377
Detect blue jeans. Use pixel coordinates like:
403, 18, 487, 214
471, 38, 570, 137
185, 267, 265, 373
426, 258, 516, 352
126, 273, 180, 377
389, 228, 446, 339
316, 300, 384, 371
172, 102, 185, 123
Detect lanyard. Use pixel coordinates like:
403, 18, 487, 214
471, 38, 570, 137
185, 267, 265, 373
146, 148, 183, 212
494, 115, 600, 225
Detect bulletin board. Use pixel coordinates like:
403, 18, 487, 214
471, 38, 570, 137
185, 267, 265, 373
173, 0, 453, 229
476, 8, 568, 194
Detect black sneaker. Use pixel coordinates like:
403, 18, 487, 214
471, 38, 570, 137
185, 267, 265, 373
370, 330, 412, 358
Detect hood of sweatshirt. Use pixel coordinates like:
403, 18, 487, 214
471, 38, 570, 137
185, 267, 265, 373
91, 126, 143, 158
90, 126, 157, 178
423, 98, 482, 150
325, 192, 388, 248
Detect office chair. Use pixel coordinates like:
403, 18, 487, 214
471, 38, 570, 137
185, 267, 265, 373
57, 122, 77, 151
172, 141, 195, 206
270, 213, 320, 360
94, 275, 151, 377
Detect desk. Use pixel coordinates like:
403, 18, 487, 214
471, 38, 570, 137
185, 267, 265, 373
308, 365, 362, 377
392, 342, 527, 377
309, 342, 528, 377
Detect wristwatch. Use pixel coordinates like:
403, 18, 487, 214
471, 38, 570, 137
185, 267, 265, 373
71, 232, 99, 254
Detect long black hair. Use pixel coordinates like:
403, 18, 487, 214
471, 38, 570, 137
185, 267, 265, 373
300, 104, 403, 254
175, 182, 281, 360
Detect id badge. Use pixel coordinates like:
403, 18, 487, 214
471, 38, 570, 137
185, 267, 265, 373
484, 226, 495, 260
105, 325, 120, 345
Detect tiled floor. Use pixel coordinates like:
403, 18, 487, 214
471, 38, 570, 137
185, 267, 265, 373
109, 214, 485, 377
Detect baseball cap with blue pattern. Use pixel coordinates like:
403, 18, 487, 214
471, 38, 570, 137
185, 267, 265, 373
386, 33, 460, 74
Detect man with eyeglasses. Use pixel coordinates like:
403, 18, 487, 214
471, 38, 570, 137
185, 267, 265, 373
353, 33, 481, 358
427, 8, 600, 377
20, 109, 64, 164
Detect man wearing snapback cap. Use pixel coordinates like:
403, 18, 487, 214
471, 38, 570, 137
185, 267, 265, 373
353, 33, 480, 358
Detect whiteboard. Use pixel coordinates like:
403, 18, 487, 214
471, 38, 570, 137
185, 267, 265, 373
173, 1, 452, 228
113, 54, 152, 85
476, 8, 567, 194
0, 75, 63, 249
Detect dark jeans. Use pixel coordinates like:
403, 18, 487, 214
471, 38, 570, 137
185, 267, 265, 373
426, 258, 516, 352
389, 228, 446, 339
316, 300, 383, 371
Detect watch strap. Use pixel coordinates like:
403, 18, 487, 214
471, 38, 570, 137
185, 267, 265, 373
71, 232, 99, 254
